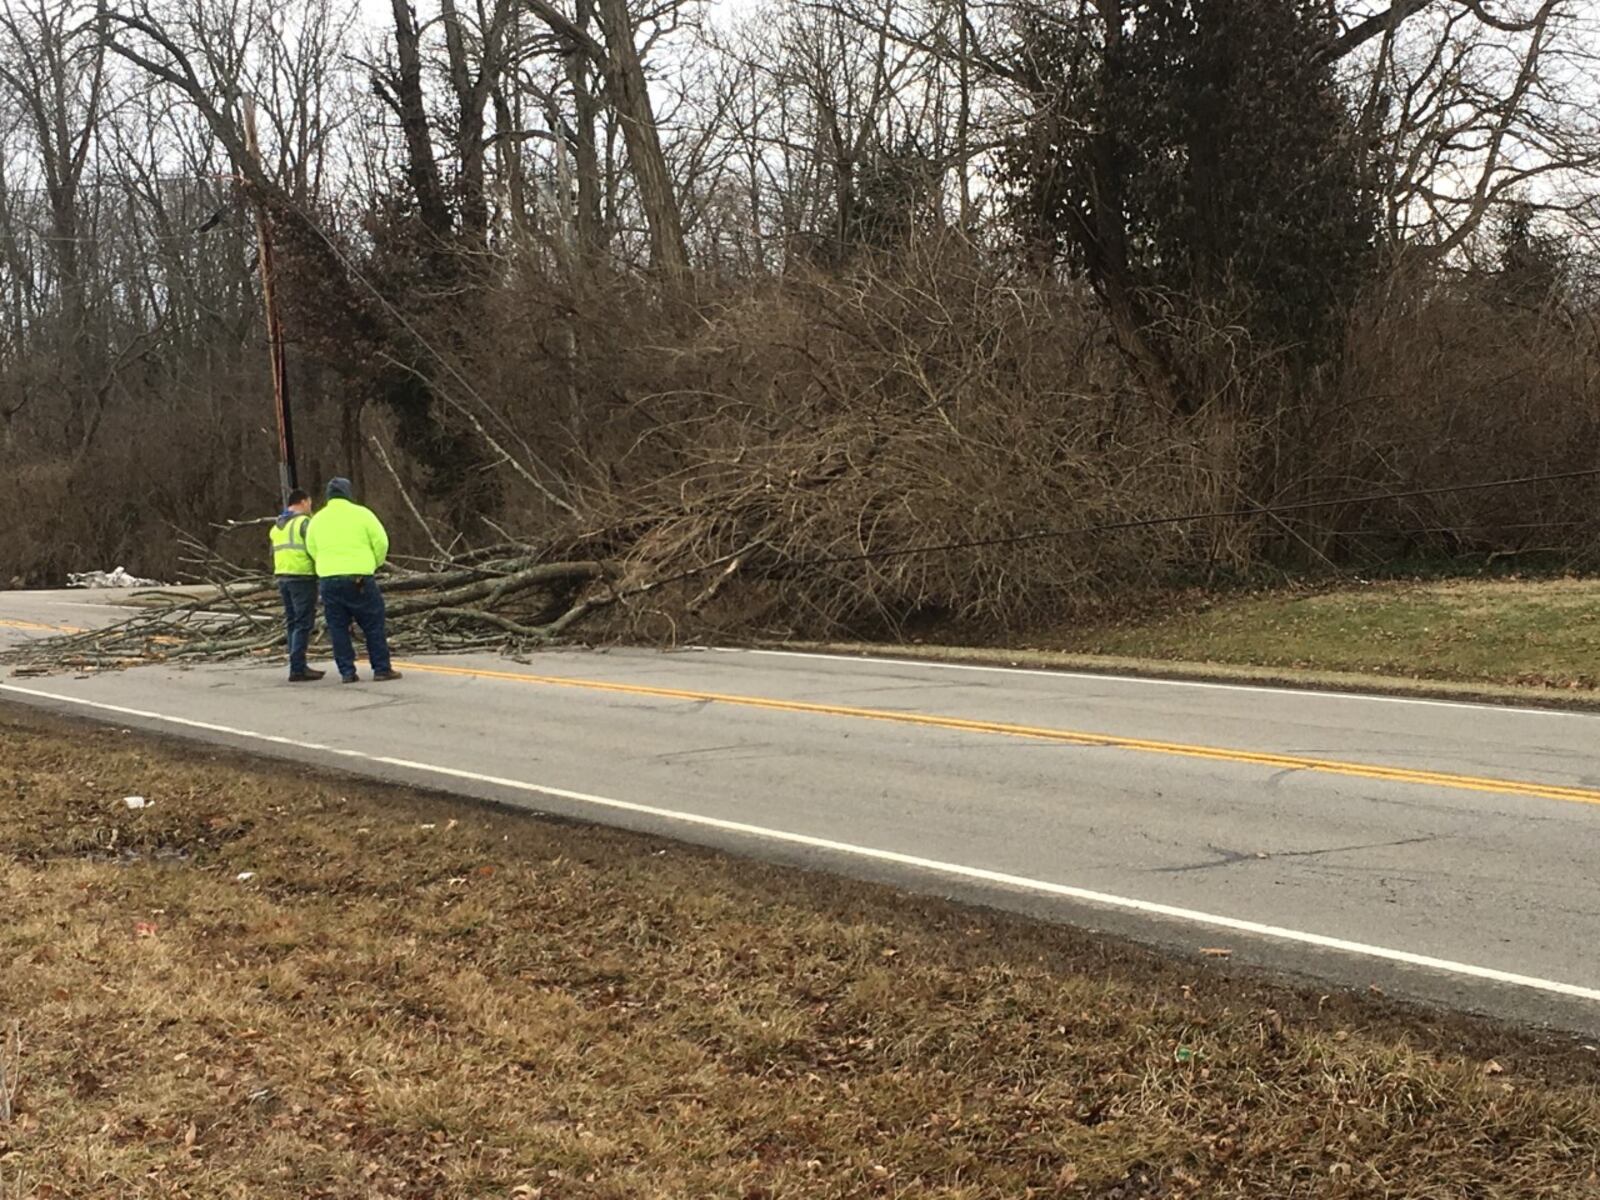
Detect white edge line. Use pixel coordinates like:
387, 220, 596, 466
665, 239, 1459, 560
3, 679, 1598, 1006
714, 647, 1596, 720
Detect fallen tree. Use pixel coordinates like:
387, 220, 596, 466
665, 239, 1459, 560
3, 548, 615, 672
0, 523, 772, 672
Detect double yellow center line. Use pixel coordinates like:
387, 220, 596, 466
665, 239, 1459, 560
5, 604, 1590, 808
395, 659, 1600, 809
0, 617, 79, 633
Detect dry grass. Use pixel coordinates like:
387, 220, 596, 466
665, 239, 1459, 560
3, 703, 1600, 1198
789, 575, 1600, 711
1045, 577, 1600, 691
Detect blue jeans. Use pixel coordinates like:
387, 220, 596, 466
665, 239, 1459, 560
277, 576, 318, 677
320, 575, 392, 680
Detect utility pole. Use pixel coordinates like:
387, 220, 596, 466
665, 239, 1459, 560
242, 97, 297, 504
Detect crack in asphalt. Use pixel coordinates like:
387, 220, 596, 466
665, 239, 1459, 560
654, 742, 772, 761
1152, 833, 1446, 874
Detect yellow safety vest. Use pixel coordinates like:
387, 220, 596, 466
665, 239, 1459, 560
269, 515, 315, 577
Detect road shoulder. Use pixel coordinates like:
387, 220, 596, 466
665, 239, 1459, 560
766, 639, 1600, 712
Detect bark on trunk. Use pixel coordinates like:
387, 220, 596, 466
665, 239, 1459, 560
592, 0, 689, 280
567, 0, 604, 264
387, 0, 453, 239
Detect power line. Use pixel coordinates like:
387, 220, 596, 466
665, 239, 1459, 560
1331, 519, 1590, 538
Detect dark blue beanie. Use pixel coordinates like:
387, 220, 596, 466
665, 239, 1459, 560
326, 477, 354, 501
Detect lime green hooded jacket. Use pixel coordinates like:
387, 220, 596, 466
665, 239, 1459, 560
305, 498, 389, 578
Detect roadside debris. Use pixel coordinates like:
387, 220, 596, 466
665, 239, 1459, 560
67, 566, 163, 589
9, 525, 760, 672
13, 545, 618, 670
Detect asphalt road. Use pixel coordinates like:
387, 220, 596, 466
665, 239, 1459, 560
5, 589, 1600, 1032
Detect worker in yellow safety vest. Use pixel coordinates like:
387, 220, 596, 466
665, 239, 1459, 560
305, 477, 402, 684
269, 488, 325, 682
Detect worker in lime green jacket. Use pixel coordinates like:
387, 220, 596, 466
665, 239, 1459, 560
304, 477, 402, 684
268, 487, 324, 683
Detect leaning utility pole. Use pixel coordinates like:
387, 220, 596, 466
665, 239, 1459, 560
242, 97, 297, 503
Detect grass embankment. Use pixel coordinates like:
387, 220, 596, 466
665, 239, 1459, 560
1060, 578, 1600, 689
818, 577, 1600, 700
2, 706, 1599, 1198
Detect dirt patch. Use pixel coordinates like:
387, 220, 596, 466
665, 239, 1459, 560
2, 703, 1599, 1198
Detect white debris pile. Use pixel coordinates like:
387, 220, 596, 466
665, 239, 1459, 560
67, 566, 164, 589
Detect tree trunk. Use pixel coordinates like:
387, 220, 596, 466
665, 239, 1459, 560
591, 0, 689, 280
567, 0, 604, 265
443, 0, 515, 251
955, 0, 973, 229
493, 83, 527, 235
387, 0, 453, 239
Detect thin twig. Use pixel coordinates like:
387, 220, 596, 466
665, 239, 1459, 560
0, 1020, 21, 1125
369, 434, 453, 563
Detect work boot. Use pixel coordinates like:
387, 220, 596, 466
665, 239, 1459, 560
341, 673, 360, 684
288, 668, 326, 683
373, 669, 404, 682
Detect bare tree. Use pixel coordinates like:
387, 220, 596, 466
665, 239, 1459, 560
257, 0, 357, 204
1351, 0, 1600, 260
0, 0, 108, 443
368, 0, 519, 249
373, 0, 452, 237
692, 0, 965, 269
443, 0, 519, 246
525, 0, 690, 278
